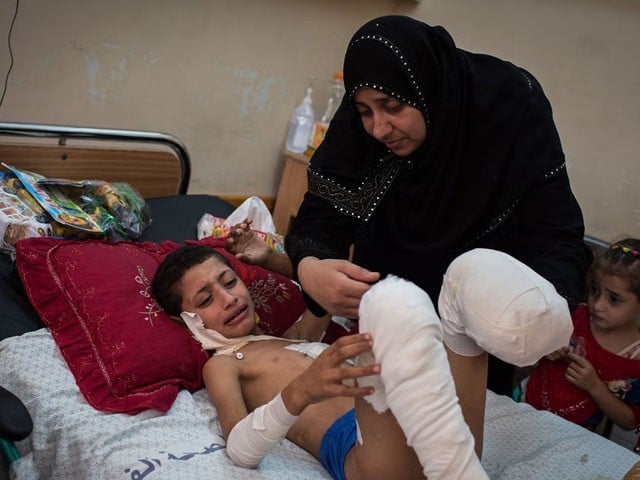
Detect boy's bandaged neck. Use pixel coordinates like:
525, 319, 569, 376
180, 311, 283, 355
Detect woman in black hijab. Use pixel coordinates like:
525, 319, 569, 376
285, 16, 590, 395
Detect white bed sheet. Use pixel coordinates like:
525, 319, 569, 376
1, 329, 638, 480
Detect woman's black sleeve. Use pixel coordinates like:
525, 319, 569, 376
513, 167, 591, 310
506, 89, 589, 307
285, 191, 361, 315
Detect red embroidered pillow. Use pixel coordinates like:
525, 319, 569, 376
15, 238, 206, 414
14, 237, 306, 414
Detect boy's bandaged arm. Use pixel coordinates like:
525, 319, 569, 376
226, 392, 300, 468
205, 353, 303, 469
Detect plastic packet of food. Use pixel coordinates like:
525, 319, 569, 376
0, 172, 54, 256
65, 180, 151, 240
3, 164, 103, 234
2, 163, 151, 242
197, 196, 285, 253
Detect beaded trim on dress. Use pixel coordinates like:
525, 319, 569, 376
308, 154, 401, 221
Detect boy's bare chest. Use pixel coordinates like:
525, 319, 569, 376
235, 340, 313, 381
220, 340, 312, 410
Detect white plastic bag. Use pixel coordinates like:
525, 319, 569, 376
197, 196, 284, 252
224, 196, 276, 234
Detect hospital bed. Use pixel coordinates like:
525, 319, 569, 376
0, 122, 637, 480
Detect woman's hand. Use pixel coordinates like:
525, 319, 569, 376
297, 257, 380, 318
564, 352, 601, 393
282, 334, 380, 415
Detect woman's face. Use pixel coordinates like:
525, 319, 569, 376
179, 256, 256, 338
354, 87, 427, 156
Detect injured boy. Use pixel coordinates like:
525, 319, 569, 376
151, 244, 572, 480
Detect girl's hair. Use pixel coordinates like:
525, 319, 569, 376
151, 245, 231, 317
588, 237, 640, 298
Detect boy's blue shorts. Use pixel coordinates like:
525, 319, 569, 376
319, 409, 357, 480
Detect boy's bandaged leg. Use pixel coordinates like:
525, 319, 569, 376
356, 275, 488, 480
438, 248, 573, 367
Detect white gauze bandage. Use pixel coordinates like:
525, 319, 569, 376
437, 248, 573, 367
180, 311, 289, 355
357, 275, 488, 480
225, 392, 299, 469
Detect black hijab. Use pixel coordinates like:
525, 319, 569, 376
307, 15, 566, 255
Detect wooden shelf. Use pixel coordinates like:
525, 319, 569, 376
272, 150, 310, 235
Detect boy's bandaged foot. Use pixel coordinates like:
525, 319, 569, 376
357, 275, 487, 480
438, 248, 573, 367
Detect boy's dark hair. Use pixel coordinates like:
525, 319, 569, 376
588, 237, 640, 298
152, 244, 231, 316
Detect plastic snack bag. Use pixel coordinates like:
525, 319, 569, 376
197, 213, 228, 240
198, 196, 284, 253
1, 163, 151, 243
56, 180, 151, 240
0, 172, 54, 255
3, 164, 103, 234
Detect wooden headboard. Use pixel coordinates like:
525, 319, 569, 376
0, 122, 191, 198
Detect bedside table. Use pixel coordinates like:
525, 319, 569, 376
272, 150, 309, 235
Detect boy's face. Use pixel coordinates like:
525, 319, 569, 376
178, 256, 257, 338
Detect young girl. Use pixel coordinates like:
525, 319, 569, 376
525, 238, 640, 441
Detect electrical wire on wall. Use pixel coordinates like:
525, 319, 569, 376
0, 0, 21, 112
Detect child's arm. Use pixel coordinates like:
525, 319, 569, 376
565, 352, 637, 430
259, 248, 293, 279
203, 356, 249, 439
281, 310, 332, 342
225, 218, 293, 278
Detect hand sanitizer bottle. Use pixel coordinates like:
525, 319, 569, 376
285, 87, 315, 154
306, 72, 345, 156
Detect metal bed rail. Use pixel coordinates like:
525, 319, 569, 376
0, 121, 191, 195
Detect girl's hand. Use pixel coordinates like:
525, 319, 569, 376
298, 257, 380, 318
565, 352, 601, 393
544, 346, 569, 362
283, 334, 380, 415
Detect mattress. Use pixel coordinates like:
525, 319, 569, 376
1, 328, 638, 480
